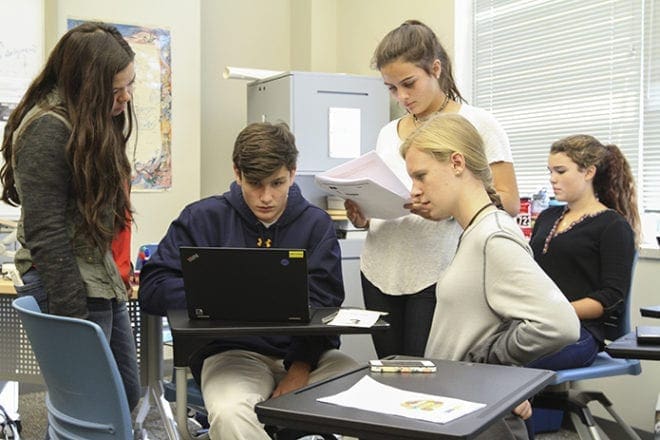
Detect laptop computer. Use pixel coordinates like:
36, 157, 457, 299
180, 246, 311, 323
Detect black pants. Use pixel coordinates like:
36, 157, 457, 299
361, 272, 436, 358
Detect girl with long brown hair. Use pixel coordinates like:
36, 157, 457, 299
0, 22, 140, 410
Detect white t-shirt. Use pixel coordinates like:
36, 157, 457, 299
360, 103, 513, 294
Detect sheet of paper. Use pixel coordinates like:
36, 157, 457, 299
222, 66, 284, 80
328, 107, 361, 159
327, 309, 383, 328
318, 376, 486, 424
315, 151, 411, 219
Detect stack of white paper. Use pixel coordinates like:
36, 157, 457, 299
314, 151, 411, 220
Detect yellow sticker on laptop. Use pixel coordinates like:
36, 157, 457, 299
288, 250, 304, 259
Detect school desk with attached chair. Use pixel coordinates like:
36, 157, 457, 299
255, 356, 557, 439
605, 305, 660, 438
166, 307, 390, 440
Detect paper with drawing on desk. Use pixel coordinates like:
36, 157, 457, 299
314, 151, 411, 220
317, 375, 485, 424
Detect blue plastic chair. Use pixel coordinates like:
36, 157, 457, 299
533, 255, 642, 439
12, 295, 142, 439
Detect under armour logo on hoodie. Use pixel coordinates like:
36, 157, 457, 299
256, 237, 272, 248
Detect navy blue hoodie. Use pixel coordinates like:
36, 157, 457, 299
139, 182, 345, 379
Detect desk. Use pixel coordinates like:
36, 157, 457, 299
167, 307, 390, 440
0, 279, 22, 423
0, 280, 41, 384
255, 359, 555, 439
605, 331, 660, 361
606, 323, 660, 436
0, 282, 148, 383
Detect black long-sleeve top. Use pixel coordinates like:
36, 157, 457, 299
530, 206, 635, 345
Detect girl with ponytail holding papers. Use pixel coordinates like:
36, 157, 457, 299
344, 20, 520, 359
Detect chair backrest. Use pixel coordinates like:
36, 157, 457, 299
12, 295, 133, 439
602, 252, 638, 342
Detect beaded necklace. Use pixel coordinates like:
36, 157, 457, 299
412, 94, 450, 126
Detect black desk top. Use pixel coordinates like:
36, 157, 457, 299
255, 359, 555, 440
167, 307, 389, 367
605, 331, 660, 361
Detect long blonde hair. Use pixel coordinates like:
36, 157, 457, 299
400, 113, 502, 208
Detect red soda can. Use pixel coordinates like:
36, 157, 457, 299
516, 198, 532, 239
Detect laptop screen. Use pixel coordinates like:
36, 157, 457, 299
179, 247, 311, 323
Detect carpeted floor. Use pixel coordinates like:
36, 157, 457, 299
17, 386, 172, 439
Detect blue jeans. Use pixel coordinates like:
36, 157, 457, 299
361, 272, 436, 358
527, 326, 599, 370
16, 269, 141, 411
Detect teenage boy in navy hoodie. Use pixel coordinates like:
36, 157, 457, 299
139, 122, 357, 439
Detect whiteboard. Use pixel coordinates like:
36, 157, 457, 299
0, 0, 44, 219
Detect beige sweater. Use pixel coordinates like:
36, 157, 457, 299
425, 209, 580, 366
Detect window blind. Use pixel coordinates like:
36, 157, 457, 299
473, 0, 644, 204
643, 0, 660, 211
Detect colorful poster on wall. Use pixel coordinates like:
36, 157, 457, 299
68, 19, 173, 191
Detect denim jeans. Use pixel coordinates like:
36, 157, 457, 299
527, 326, 599, 370
16, 269, 141, 411
361, 272, 436, 358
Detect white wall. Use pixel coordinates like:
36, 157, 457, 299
48, 0, 202, 257
199, 0, 292, 199
335, 0, 454, 77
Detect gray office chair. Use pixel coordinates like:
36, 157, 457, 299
533, 254, 642, 439
12, 295, 146, 439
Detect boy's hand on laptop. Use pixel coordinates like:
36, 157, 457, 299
271, 361, 311, 398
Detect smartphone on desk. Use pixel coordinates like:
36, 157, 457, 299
369, 359, 436, 373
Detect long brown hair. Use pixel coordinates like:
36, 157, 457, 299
1, 22, 135, 250
550, 135, 641, 245
372, 19, 464, 102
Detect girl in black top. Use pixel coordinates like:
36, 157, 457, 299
528, 134, 639, 370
